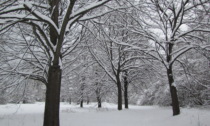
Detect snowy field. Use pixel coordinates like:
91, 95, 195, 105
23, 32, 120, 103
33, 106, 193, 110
0, 102, 209, 126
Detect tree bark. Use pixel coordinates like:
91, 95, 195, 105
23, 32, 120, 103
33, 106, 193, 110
95, 87, 102, 108
80, 82, 84, 108
97, 96, 102, 108
167, 68, 180, 116
43, 65, 62, 126
49, 0, 59, 45
124, 73, 129, 109
166, 42, 180, 116
87, 96, 89, 105
117, 76, 122, 110
80, 99, 83, 108
69, 97, 71, 104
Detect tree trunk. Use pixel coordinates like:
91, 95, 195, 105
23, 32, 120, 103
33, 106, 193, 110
69, 97, 71, 104
166, 42, 180, 116
95, 88, 102, 108
87, 96, 89, 105
80, 99, 83, 108
167, 68, 180, 116
49, 0, 59, 46
117, 77, 122, 110
43, 65, 62, 126
124, 71, 129, 109
43, 2, 61, 125
97, 96, 102, 108
124, 80, 128, 109
170, 85, 180, 115
80, 83, 84, 108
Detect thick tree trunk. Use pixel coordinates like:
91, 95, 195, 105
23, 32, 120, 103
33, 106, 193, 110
43, 65, 62, 126
167, 68, 180, 116
166, 42, 180, 116
170, 85, 180, 115
117, 86, 122, 110
124, 72, 129, 109
117, 77, 122, 110
43, 2, 61, 125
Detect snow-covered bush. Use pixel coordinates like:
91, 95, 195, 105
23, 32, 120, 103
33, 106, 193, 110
0, 89, 8, 104
178, 80, 210, 107
176, 50, 210, 107
140, 81, 171, 106
139, 79, 209, 107
0, 97, 7, 104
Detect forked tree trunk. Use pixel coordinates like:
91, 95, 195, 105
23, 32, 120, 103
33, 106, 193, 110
167, 68, 180, 116
43, 1, 61, 125
43, 65, 62, 126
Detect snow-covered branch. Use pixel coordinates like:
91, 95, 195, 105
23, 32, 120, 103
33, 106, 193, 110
70, 0, 111, 20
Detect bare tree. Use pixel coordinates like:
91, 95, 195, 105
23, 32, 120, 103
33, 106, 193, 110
84, 4, 153, 110
120, 0, 210, 115
0, 0, 113, 126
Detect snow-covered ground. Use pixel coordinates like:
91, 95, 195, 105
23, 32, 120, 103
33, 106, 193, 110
0, 102, 209, 126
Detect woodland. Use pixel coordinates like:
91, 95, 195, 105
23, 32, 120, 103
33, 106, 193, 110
0, 0, 209, 126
